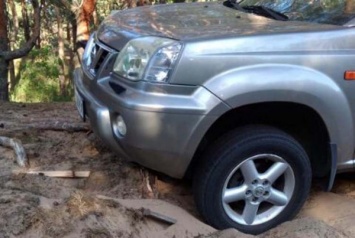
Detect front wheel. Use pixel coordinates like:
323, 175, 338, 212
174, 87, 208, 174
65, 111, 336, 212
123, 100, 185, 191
193, 126, 311, 235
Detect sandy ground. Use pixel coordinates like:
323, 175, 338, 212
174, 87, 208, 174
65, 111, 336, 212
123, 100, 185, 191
1, 102, 355, 238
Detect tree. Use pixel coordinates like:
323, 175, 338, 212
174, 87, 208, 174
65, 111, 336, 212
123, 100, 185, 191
0, 0, 41, 101
48, 0, 97, 96
77, 0, 96, 43
52, 0, 96, 53
345, 0, 355, 13
76, 0, 97, 59
0, 0, 10, 101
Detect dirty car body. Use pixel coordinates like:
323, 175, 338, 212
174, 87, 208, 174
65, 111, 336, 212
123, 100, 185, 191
74, 2, 355, 235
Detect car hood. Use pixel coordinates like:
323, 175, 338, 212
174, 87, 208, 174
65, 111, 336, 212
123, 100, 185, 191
97, 2, 340, 50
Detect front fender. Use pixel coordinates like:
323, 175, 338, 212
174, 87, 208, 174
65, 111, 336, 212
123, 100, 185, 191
203, 64, 354, 171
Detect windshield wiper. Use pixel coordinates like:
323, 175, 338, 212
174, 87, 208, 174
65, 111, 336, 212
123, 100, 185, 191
224, 0, 289, 21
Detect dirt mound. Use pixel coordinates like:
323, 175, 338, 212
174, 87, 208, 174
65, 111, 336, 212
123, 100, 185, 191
4, 192, 215, 238
201, 228, 254, 238
261, 217, 351, 238
203, 217, 351, 238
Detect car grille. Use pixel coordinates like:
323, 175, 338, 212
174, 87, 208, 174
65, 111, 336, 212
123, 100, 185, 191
85, 40, 115, 76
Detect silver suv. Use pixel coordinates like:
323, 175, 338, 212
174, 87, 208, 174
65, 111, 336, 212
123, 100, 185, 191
74, 2, 355, 234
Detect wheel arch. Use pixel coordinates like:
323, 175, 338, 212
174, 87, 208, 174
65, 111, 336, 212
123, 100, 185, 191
184, 64, 354, 190
185, 102, 337, 190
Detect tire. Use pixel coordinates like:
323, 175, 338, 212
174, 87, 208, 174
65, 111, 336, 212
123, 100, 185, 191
193, 125, 311, 235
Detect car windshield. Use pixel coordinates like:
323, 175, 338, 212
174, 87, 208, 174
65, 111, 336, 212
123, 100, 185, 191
229, 0, 355, 25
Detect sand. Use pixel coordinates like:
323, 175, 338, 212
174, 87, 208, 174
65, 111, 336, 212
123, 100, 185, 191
1, 102, 355, 237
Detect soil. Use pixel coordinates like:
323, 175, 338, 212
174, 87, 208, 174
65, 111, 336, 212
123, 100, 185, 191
1, 102, 355, 238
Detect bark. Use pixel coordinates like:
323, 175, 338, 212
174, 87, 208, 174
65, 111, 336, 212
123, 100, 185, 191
35, 0, 45, 49
72, 19, 81, 68
8, 61, 15, 91
8, 0, 18, 90
345, 0, 355, 13
76, 0, 96, 59
28, 122, 90, 132
92, 8, 98, 27
0, 0, 10, 101
127, 0, 137, 8
77, 0, 96, 42
9, 0, 19, 41
56, 6, 67, 96
0, 59, 9, 101
0, 1, 9, 50
67, 20, 76, 80
67, 21, 71, 43
137, 0, 145, 6
3, 121, 90, 132
72, 20, 77, 51
36, 35, 41, 49
21, 0, 30, 42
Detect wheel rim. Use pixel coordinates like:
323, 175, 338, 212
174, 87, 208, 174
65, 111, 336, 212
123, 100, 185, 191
222, 154, 295, 226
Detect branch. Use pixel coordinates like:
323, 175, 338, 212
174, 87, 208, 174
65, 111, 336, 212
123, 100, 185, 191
2, 121, 90, 132
0, 0, 41, 61
49, 0, 71, 11
0, 136, 29, 168
58, 0, 72, 9
26, 121, 90, 132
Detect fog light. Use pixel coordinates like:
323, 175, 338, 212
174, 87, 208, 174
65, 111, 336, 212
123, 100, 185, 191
113, 115, 127, 137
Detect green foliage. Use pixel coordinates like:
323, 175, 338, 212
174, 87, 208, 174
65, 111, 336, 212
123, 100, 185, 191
11, 46, 73, 102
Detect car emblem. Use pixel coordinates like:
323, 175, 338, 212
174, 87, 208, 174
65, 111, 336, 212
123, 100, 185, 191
253, 186, 265, 197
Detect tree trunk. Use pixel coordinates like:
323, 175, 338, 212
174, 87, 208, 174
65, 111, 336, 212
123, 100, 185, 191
76, 0, 96, 60
8, 61, 15, 92
56, 7, 67, 96
8, 0, 19, 91
0, 59, 9, 101
21, 0, 30, 42
92, 8, 99, 27
0, 0, 41, 101
0, 0, 9, 101
77, 0, 96, 43
35, 0, 45, 49
67, 22, 71, 43
345, 0, 355, 13
72, 20, 77, 51
8, 0, 19, 41
36, 36, 41, 49
67, 19, 75, 80
127, 0, 137, 8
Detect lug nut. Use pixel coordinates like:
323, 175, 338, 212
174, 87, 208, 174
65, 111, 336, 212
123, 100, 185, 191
264, 191, 269, 196
252, 197, 258, 202
246, 190, 251, 196
252, 180, 258, 185
263, 181, 269, 186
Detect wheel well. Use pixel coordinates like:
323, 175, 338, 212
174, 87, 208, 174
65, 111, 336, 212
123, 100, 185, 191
186, 102, 331, 179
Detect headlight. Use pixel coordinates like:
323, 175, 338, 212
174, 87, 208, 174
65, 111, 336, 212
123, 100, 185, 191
113, 37, 182, 82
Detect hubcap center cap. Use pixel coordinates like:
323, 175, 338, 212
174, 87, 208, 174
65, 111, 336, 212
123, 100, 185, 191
253, 186, 265, 197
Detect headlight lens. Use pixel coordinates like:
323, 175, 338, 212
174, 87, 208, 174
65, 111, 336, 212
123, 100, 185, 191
113, 37, 181, 82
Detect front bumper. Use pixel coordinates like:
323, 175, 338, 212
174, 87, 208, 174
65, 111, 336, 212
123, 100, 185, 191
73, 68, 228, 178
